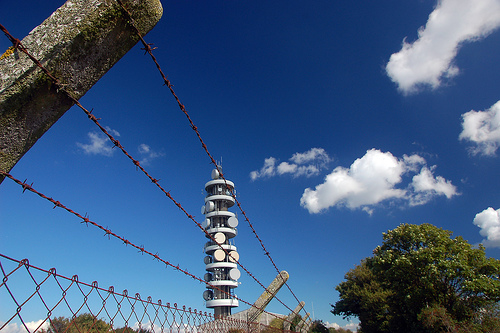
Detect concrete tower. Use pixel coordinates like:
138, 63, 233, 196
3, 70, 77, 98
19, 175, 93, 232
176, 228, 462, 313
202, 168, 240, 318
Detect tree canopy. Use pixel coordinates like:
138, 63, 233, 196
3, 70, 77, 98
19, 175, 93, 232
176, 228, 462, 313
43, 314, 148, 333
331, 223, 500, 333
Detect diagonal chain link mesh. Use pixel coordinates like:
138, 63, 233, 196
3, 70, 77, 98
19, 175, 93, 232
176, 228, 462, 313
0, 0, 308, 327
1, 254, 288, 333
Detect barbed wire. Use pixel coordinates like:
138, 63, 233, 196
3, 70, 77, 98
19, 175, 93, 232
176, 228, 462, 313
0, 169, 296, 328
0, 21, 296, 316
0, 253, 293, 333
114, 0, 305, 316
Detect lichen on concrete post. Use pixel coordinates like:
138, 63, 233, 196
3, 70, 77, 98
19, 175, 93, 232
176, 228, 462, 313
301, 318, 312, 333
284, 300, 305, 331
0, 0, 162, 182
247, 270, 289, 324
295, 312, 310, 332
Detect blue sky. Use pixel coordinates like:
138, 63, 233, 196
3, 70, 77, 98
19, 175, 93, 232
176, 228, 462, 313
2, 0, 500, 331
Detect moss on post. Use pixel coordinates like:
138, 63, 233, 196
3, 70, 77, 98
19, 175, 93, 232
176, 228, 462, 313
247, 271, 290, 324
0, 0, 163, 182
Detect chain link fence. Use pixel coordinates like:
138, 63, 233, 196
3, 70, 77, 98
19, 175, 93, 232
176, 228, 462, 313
1, 254, 287, 333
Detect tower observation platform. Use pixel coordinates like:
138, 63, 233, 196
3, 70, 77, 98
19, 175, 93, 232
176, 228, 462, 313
202, 168, 240, 318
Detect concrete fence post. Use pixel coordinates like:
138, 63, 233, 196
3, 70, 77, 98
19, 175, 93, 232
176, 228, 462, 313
0, 0, 162, 182
301, 318, 312, 333
247, 270, 289, 324
295, 312, 310, 332
283, 300, 305, 331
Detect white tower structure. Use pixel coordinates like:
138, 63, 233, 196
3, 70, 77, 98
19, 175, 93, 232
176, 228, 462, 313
202, 168, 240, 318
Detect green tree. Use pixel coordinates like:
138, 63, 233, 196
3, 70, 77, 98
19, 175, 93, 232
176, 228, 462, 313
261, 317, 284, 333
43, 314, 150, 333
332, 223, 500, 333
419, 302, 500, 333
47, 317, 70, 333
64, 314, 111, 333
332, 259, 392, 332
290, 314, 302, 331
309, 320, 329, 333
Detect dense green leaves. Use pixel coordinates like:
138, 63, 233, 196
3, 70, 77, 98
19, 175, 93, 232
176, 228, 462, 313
309, 320, 329, 333
332, 223, 500, 333
333, 259, 392, 332
43, 314, 147, 333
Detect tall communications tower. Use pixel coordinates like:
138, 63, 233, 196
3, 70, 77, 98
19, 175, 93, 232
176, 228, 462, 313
202, 168, 240, 318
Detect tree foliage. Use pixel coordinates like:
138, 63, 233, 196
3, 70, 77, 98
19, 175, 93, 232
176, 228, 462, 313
261, 317, 284, 333
309, 320, 329, 333
43, 314, 148, 333
331, 223, 500, 333
290, 314, 302, 331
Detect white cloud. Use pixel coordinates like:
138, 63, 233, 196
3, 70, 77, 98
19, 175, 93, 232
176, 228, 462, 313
277, 161, 297, 175
133, 321, 154, 331
76, 131, 163, 165
300, 149, 458, 214
409, 166, 458, 205
250, 157, 277, 180
473, 207, 500, 247
403, 154, 426, 172
324, 321, 359, 332
138, 143, 151, 155
295, 165, 321, 177
386, 0, 500, 94
344, 322, 360, 332
301, 149, 406, 213
459, 100, 500, 156
137, 143, 164, 166
0, 320, 50, 333
290, 147, 331, 165
77, 127, 120, 156
250, 148, 331, 180
324, 322, 341, 329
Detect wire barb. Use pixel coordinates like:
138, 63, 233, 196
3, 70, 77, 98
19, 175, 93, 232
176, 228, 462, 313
114, 0, 306, 315
1, 253, 288, 333
1, 168, 295, 325
1, 4, 307, 318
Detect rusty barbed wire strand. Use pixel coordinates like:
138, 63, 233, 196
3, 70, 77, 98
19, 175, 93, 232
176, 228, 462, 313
0, 21, 290, 311
0, 22, 297, 317
0, 253, 290, 333
114, 0, 305, 314
0, 170, 295, 327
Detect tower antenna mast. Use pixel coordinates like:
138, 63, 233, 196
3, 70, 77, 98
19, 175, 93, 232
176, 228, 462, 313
201, 168, 240, 318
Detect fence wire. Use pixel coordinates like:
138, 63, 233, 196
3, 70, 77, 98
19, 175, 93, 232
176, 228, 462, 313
114, 0, 305, 315
0, 254, 294, 333
1, 0, 306, 323
0, 15, 297, 319
0, 169, 294, 329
